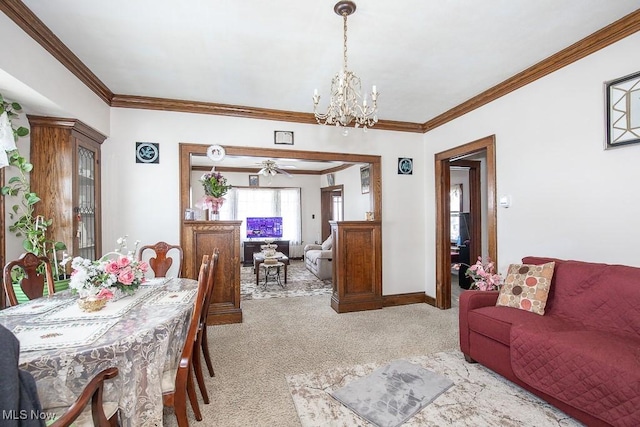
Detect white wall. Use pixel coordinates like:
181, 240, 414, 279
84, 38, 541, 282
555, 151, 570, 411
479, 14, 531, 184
105, 108, 425, 293
0, 13, 110, 134
423, 32, 640, 297
334, 163, 372, 220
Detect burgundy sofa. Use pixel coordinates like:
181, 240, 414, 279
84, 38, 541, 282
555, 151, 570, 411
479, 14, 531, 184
459, 256, 640, 427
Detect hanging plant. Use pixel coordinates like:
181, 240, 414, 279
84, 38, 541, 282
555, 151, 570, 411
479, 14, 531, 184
0, 93, 67, 277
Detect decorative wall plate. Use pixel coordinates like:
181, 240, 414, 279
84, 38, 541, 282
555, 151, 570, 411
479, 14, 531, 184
207, 144, 226, 161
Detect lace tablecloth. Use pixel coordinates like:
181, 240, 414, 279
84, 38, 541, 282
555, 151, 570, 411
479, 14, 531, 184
0, 278, 198, 427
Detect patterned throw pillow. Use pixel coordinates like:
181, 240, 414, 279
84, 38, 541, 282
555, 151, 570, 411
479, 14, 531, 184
496, 262, 555, 315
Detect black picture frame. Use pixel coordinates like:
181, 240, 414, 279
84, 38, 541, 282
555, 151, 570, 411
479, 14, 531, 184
249, 175, 260, 187
274, 130, 294, 145
360, 165, 370, 194
605, 70, 640, 149
135, 142, 159, 164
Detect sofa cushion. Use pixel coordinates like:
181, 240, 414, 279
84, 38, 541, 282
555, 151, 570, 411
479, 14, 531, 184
511, 324, 640, 427
321, 235, 332, 250
467, 305, 566, 346
522, 257, 640, 339
305, 249, 332, 264
496, 262, 555, 315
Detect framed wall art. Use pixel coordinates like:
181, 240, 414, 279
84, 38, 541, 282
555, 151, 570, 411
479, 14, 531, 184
360, 165, 370, 194
605, 70, 640, 149
249, 174, 260, 187
274, 130, 294, 145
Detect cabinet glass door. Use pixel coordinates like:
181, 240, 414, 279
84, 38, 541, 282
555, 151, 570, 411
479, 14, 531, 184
77, 145, 96, 260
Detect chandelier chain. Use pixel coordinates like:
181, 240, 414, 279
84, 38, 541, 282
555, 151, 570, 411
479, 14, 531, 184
343, 12, 348, 71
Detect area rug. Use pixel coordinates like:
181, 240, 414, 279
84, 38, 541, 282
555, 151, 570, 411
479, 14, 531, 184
286, 351, 583, 427
241, 259, 332, 300
330, 360, 454, 427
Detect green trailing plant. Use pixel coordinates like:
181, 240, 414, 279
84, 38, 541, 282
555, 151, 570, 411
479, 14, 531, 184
0, 93, 67, 277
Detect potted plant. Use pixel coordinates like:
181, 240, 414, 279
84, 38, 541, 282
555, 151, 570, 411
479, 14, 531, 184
0, 93, 68, 302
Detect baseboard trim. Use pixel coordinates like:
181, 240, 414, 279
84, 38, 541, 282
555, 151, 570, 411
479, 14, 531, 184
424, 294, 436, 307
382, 292, 427, 307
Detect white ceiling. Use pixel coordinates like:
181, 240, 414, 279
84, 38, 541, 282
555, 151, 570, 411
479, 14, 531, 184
18, 0, 640, 124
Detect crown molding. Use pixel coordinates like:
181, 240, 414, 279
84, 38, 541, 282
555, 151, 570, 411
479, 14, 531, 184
3, 1, 639, 134
422, 8, 640, 132
0, 0, 113, 104
110, 94, 424, 133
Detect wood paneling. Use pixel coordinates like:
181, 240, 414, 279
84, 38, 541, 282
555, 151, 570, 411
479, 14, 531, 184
330, 220, 382, 313
182, 221, 242, 325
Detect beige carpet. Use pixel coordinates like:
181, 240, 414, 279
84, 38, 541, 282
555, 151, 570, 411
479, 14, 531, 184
163, 294, 460, 426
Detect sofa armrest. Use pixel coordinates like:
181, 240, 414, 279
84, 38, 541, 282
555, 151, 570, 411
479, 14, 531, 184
459, 290, 499, 358
316, 250, 333, 260
304, 244, 322, 253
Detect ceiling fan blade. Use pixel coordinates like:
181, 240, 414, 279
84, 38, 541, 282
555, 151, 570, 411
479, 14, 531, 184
257, 167, 267, 175
276, 167, 292, 177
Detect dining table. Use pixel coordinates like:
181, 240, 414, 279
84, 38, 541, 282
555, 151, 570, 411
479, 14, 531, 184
0, 277, 198, 427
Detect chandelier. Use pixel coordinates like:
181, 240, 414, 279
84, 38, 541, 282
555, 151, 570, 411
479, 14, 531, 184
313, 1, 379, 131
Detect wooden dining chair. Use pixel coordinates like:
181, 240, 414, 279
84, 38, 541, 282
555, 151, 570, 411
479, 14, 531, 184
48, 367, 120, 427
162, 255, 209, 427
193, 248, 219, 404
3, 252, 56, 307
138, 241, 184, 278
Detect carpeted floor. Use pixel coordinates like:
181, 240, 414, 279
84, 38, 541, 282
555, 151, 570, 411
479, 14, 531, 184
163, 290, 579, 426
240, 259, 332, 300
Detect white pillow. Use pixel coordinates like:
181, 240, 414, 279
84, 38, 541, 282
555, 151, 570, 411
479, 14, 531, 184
321, 235, 332, 250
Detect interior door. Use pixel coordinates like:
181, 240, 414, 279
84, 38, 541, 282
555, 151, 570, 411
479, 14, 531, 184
321, 185, 343, 242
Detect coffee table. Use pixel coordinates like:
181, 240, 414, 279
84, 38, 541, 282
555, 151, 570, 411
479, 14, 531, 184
253, 252, 289, 285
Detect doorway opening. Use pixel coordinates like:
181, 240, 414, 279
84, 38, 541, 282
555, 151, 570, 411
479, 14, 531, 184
321, 185, 344, 242
434, 135, 498, 309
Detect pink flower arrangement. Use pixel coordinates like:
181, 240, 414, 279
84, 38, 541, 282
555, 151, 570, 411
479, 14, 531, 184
465, 257, 503, 291
63, 236, 149, 298
197, 171, 231, 215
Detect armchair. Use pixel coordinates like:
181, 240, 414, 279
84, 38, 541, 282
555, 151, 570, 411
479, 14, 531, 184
304, 236, 333, 280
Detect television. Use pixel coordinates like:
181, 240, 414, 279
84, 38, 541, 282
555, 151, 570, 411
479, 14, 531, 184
246, 217, 283, 239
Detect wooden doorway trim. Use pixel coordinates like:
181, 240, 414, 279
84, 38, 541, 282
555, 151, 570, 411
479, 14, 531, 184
450, 160, 482, 263
434, 135, 497, 309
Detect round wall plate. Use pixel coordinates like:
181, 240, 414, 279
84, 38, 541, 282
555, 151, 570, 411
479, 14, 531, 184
207, 144, 226, 162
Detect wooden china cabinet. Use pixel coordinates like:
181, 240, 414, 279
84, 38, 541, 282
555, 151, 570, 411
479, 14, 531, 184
28, 116, 106, 262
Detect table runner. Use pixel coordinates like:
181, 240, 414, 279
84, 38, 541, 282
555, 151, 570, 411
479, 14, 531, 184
12, 319, 118, 351
35, 286, 158, 321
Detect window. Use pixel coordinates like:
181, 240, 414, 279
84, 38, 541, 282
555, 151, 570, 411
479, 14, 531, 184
220, 187, 302, 244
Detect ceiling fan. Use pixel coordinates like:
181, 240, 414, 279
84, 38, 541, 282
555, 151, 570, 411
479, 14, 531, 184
257, 160, 293, 177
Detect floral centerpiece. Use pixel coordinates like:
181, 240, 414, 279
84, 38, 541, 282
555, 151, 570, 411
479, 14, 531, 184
63, 236, 149, 301
198, 171, 231, 219
464, 257, 503, 291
